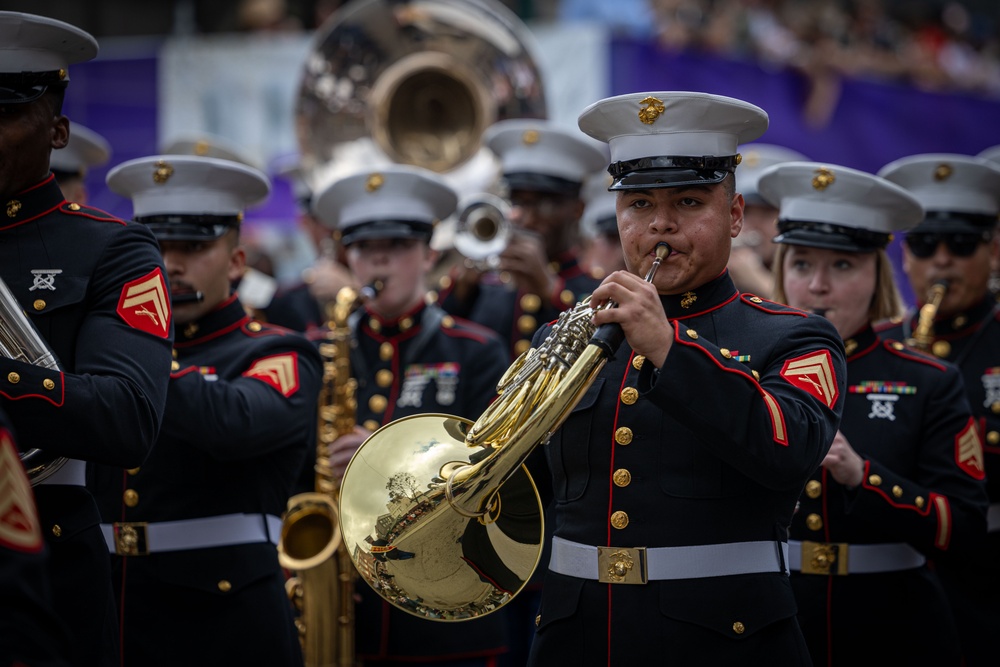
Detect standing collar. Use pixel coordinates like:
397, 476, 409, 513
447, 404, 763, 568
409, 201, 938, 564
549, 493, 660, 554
0, 174, 63, 230
175, 294, 249, 345
660, 271, 738, 319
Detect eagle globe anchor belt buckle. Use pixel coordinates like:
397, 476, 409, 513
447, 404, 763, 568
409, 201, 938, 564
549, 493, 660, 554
551, 536, 789, 584
102, 514, 282, 556
790, 539, 926, 575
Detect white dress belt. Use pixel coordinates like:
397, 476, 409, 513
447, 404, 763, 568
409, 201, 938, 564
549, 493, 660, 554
35, 458, 86, 486
987, 503, 1000, 533
101, 513, 282, 555
788, 539, 926, 575
548, 536, 789, 584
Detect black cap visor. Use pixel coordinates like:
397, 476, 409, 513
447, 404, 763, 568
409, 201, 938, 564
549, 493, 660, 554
608, 155, 738, 191
911, 210, 998, 235
341, 219, 433, 247
0, 71, 65, 104
504, 172, 582, 197
774, 220, 890, 253
137, 215, 240, 241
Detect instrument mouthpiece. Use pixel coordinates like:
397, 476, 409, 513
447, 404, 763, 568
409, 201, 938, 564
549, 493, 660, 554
360, 279, 385, 301
654, 243, 671, 261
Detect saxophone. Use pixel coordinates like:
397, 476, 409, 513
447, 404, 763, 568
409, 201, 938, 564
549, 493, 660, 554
278, 281, 379, 667
906, 280, 948, 351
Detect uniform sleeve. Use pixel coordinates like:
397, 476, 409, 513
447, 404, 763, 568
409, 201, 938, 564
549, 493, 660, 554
160, 336, 322, 460
647, 314, 847, 491
852, 364, 989, 553
0, 224, 173, 468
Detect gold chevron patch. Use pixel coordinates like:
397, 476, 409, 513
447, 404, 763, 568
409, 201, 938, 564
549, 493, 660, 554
117, 267, 171, 338
760, 390, 787, 445
933, 494, 950, 549
780, 350, 839, 409
956, 418, 985, 480
243, 353, 300, 397
0, 432, 43, 553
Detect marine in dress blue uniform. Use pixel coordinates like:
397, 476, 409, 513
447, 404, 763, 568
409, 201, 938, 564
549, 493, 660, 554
875, 153, 1000, 667
524, 91, 847, 666
0, 13, 173, 667
311, 165, 512, 666
763, 161, 989, 666
437, 119, 608, 359
89, 155, 322, 667
0, 407, 73, 667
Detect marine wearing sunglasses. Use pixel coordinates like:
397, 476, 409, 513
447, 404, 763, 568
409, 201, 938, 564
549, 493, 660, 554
904, 229, 993, 258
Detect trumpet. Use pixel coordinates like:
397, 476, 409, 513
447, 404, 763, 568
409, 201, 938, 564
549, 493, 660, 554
453, 193, 512, 271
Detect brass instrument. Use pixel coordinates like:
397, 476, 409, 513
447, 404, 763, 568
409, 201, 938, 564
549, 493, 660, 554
278, 282, 379, 667
0, 275, 66, 484
338, 244, 672, 620
453, 193, 512, 271
906, 280, 949, 351
293, 0, 546, 192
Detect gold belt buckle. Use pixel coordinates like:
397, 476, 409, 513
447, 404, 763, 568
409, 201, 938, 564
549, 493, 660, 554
799, 540, 848, 575
113, 522, 149, 556
597, 546, 648, 584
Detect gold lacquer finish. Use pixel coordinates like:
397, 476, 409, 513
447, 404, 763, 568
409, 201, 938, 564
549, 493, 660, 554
907, 281, 948, 352
597, 546, 647, 584
278, 284, 380, 667
800, 540, 848, 575
0, 274, 66, 483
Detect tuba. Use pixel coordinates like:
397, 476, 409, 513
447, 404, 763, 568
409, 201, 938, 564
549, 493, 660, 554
0, 275, 66, 484
278, 283, 378, 667
906, 280, 948, 352
293, 0, 547, 193
338, 245, 671, 620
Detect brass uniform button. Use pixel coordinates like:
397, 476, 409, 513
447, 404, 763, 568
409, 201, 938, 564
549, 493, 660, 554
369, 395, 388, 414
51, 525, 62, 538
33, 299, 46, 311
217, 580, 232, 593
732, 621, 746, 635
520, 293, 541, 312
614, 427, 633, 445
247, 321, 262, 332
805, 480, 822, 498
685, 329, 698, 339
514, 339, 531, 356
363, 419, 381, 432
610, 511, 629, 529
953, 315, 967, 328
399, 317, 413, 331
127, 467, 141, 475
806, 513, 823, 531
7, 372, 19, 384
441, 315, 454, 328
992, 402, 1000, 415
369, 319, 382, 333
379, 343, 394, 361
931, 340, 951, 358
440, 275, 452, 290
892, 485, 903, 498
517, 314, 537, 334
868, 474, 882, 486
988, 431, 1000, 446
915, 496, 925, 508
123, 489, 139, 507
171, 361, 180, 371
612, 469, 631, 487
891, 342, 905, 351
42, 379, 55, 390
68, 202, 81, 211
620, 387, 638, 405
632, 356, 645, 370
560, 290, 575, 306
720, 348, 732, 359
376, 369, 394, 387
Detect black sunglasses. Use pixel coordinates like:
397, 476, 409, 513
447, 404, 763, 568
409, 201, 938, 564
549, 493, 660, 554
904, 232, 990, 259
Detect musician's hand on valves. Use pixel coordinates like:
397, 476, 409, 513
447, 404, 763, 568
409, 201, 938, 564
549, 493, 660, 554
590, 270, 674, 368
329, 425, 373, 480
497, 229, 555, 297
821, 430, 865, 488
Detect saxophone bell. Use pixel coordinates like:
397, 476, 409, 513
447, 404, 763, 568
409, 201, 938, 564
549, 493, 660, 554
906, 279, 949, 351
